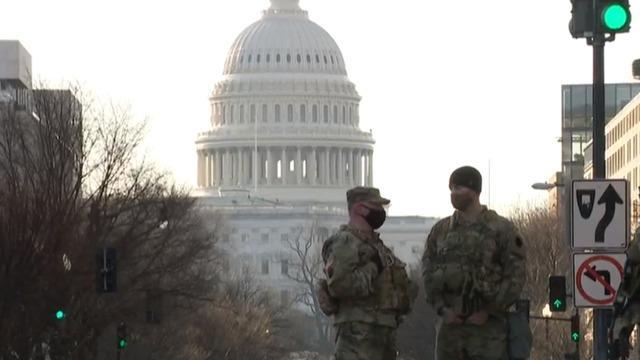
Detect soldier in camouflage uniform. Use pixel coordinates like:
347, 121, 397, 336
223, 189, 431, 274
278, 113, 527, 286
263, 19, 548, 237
315, 186, 418, 360
421, 166, 526, 360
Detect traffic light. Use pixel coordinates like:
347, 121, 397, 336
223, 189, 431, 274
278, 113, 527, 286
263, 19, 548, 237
117, 322, 127, 349
55, 309, 66, 321
549, 276, 567, 312
569, 0, 594, 38
96, 247, 117, 293
598, 0, 631, 34
571, 313, 580, 342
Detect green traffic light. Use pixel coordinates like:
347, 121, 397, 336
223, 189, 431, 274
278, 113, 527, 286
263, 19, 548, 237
118, 339, 127, 349
571, 332, 580, 342
553, 299, 563, 309
602, 4, 630, 31
55, 310, 65, 320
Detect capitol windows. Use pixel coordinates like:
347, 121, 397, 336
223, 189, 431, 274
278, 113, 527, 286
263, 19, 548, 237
323, 105, 329, 123
262, 233, 269, 243
300, 105, 306, 122
277, 54, 281, 63
287, 54, 292, 63
312, 105, 318, 122
262, 104, 268, 122
239, 105, 245, 124
266, 54, 271, 63
349, 107, 353, 124
306, 54, 311, 63
316, 54, 320, 63
342, 106, 346, 124
256, 54, 261, 63
241, 234, 249, 242
262, 259, 269, 275
297, 54, 302, 63
275, 104, 281, 122
288, 104, 294, 122
281, 233, 289, 243
250, 104, 256, 123
281, 259, 289, 275
330, 55, 335, 65
248, 55, 252, 63
324, 55, 328, 64
230, 105, 235, 124
333, 105, 338, 123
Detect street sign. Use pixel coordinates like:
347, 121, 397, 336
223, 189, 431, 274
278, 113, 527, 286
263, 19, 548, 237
573, 253, 626, 308
571, 179, 629, 250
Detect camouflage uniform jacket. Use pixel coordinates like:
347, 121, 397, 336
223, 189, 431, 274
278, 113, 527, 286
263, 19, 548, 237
321, 225, 416, 328
421, 207, 526, 318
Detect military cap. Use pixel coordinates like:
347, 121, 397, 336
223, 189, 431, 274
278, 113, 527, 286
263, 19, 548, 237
449, 166, 482, 194
347, 186, 390, 208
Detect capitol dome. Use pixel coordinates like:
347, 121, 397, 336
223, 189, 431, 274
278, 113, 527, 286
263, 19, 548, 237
196, 0, 376, 204
223, 0, 346, 75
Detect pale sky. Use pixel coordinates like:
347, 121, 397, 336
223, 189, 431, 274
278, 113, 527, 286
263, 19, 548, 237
4, 0, 640, 218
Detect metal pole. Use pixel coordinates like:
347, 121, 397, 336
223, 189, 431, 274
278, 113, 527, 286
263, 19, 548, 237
592, 20, 611, 358
116, 348, 121, 360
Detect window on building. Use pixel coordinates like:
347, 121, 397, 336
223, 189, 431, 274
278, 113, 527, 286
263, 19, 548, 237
277, 54, 281, 63
281, 259, 289, 275
281, 233, 289, 243
262, 259, 269, 275
323, 105, 329, 123
288, 104, 294, 122
242, 234, 249, 242
275, 104, 281, 122
333, 105, 338, 123
239, 105, 245, 124
312, 105, 318, 122
250, 104, 256, 123
262, 104, 268, 122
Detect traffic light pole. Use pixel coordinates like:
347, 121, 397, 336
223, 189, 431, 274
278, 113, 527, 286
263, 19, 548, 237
591, 29, 612, 359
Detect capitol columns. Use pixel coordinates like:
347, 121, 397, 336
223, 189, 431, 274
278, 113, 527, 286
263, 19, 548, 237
238, 147, 245, 186
309, 147, 317, 185
267, 148, 275, 185
281, 146, 288, 185
215, 150, 222, 186
324, 147, 331, 185
295, 147, 303, 184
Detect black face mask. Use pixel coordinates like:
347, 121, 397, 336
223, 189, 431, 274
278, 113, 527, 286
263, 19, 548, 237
364, 206, 386, 230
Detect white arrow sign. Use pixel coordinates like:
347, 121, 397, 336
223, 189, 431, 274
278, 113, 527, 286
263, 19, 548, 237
572, 179, 629, 250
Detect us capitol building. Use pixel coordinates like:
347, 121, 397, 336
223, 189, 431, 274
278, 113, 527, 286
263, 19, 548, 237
194, 0, 436, 305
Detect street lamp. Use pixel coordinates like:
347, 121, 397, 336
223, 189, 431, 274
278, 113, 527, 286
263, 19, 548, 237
531, 182, 563, 190
542, 304, 553, 318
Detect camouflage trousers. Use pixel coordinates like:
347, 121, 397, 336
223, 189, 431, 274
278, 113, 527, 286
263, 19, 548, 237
332, 321, 397, 360
436, 316, 508, 360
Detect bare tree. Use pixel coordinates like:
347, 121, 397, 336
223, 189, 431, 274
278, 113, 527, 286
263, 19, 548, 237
0, 87, 222, 359
176, 272, 293, 360
284, 223, 333, 354
510, 204, 591, 359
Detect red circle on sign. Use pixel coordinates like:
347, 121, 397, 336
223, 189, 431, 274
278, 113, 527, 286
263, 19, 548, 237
576, 255, 624, 305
